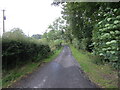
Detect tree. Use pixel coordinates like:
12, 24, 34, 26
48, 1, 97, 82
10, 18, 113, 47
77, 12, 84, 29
61, 2, 120, 51
61, 2, 120, 68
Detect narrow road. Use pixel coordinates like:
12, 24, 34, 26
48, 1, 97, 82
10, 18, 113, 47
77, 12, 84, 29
12, 46, 98, 88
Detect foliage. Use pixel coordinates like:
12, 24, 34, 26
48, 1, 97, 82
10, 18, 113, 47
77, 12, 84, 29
93, 8, 120, 69
61, 2, 120, 69
42, 30, 63, 51
47, 17, 65, 31
61, 2, 95, 51
2, 28, 51, 70
41, 17, 65, 51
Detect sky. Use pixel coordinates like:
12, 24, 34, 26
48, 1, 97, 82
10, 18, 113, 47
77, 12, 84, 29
0, 0, 62, 36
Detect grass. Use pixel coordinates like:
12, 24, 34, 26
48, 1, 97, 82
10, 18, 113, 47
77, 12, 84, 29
70, 45, 118, 88
2, 47, 63, 88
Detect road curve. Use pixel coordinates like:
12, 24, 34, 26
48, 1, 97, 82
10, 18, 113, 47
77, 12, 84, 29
11, 46, 99, 88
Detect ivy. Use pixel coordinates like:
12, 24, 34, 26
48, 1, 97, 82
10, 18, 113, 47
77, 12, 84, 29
93, 8, 120, 69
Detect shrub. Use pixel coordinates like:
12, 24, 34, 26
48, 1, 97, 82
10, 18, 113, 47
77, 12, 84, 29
2, 28, 51, 70
92, 9, 120, 69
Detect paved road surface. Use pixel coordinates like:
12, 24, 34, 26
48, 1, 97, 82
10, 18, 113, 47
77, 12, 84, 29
11, 46, 98, 88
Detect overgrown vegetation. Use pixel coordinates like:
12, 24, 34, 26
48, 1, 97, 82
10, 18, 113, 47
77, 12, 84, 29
70, 45, 118, 88
41, 17, 65, 51
55, 2, 120, 69
93, 9, 120, 69
2, 28, 51, 71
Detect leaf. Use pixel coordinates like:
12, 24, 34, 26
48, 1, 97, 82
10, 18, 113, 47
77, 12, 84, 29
113, 9, 117, 12
99, 53, 104, 56
106, 42, 111, 45
105, 24, 109, 27
107, 18, 111, 22
98, 21, 102, 25
110, 31, 114, 34
110, 40, 117, 44
114, 20, 119, 24
116, 15, 120, 19
115, 30, 120, 34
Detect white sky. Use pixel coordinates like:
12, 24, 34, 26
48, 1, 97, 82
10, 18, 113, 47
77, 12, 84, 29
0, 0, 62, 36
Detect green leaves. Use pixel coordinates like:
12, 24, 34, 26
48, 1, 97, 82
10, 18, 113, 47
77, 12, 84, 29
61, 2, 120, 69
2, 29, 51, 70
105, 24, 110, 27
114, 20, 119, 24
113, 9, 117, 12
93, 12, 120, 69
107, 18, 112, 22
116, 15, 120, 19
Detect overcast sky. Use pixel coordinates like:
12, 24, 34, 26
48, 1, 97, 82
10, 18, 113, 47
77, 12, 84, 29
0, 0, 62, 36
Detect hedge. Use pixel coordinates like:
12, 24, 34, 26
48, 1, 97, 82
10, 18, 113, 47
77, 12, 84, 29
2, 29, 51, 70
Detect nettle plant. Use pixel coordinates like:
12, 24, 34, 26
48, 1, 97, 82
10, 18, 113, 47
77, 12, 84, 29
93, 8, 120, 69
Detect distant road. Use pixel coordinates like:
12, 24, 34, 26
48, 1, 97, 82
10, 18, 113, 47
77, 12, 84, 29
12, 46, 99, 88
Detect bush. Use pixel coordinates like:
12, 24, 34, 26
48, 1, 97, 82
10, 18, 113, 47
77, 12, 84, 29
72, 38, 80, 49
92, 9, 120, 69
2, 28, 51, 70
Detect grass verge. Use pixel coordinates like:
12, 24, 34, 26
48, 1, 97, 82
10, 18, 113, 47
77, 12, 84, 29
70, 45, 118, 88
2, 47, 63, 88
